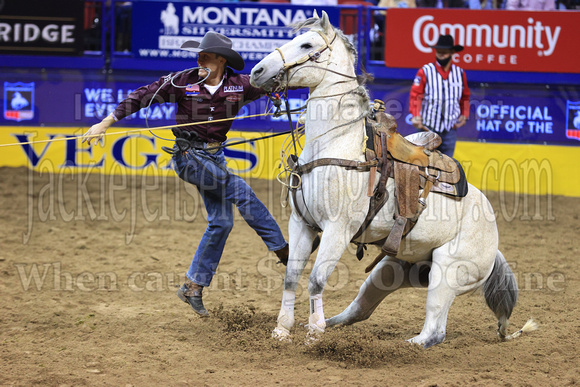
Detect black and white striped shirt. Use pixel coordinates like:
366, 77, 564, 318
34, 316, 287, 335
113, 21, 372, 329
409, 63, 470, 133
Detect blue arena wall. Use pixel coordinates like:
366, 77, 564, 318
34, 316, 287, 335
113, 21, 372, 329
1, 1, 579, 195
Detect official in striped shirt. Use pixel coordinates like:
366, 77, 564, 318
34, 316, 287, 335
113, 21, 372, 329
409, 35, 470, 157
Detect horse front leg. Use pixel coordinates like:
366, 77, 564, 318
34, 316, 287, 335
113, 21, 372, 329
306, 224, 352, 338
272, 215, 318, 341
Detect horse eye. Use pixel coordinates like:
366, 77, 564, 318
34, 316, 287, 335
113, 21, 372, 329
301, 43, 312, 50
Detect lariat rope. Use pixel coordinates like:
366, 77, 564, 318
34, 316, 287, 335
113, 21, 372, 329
0, 112, 295, 148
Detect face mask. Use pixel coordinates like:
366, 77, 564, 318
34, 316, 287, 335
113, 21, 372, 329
437, 56, 451, 67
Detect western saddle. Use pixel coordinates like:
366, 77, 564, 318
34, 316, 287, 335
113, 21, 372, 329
287, 99, 467, 273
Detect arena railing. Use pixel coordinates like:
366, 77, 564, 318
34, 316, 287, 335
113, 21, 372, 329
3, 0, 577, 87
105, 1, 580, 85
107, 1, 368, 73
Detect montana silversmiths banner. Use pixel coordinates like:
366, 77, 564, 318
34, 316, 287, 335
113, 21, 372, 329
131, 2, 340, 64
0, 0, 84, 55
384, 9, 578, 73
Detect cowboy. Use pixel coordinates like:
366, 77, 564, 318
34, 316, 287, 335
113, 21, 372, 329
409, 34, 470, 157
82, 32, 299, 317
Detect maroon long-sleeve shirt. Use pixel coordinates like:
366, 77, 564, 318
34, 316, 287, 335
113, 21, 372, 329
112, 68, 264, 142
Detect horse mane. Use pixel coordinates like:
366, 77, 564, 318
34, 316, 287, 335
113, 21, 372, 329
292, 16, 371, 106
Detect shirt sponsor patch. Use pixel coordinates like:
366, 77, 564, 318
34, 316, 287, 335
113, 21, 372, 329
226, 94, 242, 102
223, 86, 243, 93
185, 84, 200, 96
413, 76, 421, 86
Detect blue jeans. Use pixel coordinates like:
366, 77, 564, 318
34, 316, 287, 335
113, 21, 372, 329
437, 128, 457, 158
173, 147, 286, 287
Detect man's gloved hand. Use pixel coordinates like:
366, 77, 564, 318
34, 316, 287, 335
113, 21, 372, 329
172, 128, 199, 142
172, 128, 185, 138
82, 114, 116, 145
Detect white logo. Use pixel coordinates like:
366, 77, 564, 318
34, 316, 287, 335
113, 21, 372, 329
412, 15, 561, 57
11, 91, 29, 110
182, 6, 309, 26
161, 3, 179, 35
224, 86, 243, 92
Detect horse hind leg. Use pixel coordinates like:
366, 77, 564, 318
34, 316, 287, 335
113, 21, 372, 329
408, 248, 473, 348
408, 276, 456, 348
326, 257, 422, 327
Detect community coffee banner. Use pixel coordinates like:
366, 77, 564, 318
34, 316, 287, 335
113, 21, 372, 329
0, 0, 84, 55
384, 9, 578, 73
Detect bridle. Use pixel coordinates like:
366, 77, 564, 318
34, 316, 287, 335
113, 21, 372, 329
275, 30, 335, 73
271, 29, 359, 93
270, 28, 375, 232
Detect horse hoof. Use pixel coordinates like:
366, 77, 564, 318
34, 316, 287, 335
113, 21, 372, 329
303, 323, 325, 345
407, 333, 445, 348
407, 336, 424, 347
272, 326, 292, 342
304, 335, 319, 345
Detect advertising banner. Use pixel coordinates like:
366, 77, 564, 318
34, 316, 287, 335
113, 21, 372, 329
384, 9, 578, 73
0, 75, 312, 132
370, 82, 580, 145
0, 0, 84, 55
131, 2, 340, 66
2, 74, 579, 145
2, 126, 579, 196
0, 127, 288, 180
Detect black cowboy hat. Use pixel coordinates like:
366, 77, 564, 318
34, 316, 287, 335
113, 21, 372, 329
429, 35, 464, 52
180, 32, 245, 71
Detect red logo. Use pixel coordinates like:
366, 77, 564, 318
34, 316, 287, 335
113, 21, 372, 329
385, 9, 578, 73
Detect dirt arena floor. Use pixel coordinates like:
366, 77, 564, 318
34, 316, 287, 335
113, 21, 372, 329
0, 166, 578, 386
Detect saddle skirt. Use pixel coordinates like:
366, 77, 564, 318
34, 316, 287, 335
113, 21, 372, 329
357, 100, 468, 263
365, 102, 467, 205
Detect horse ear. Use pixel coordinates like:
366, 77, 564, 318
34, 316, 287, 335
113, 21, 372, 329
319, 11, 332, 34
313, 9, 319, 19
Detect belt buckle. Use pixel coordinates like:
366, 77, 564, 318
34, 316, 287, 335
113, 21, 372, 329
205, 142, 221, 155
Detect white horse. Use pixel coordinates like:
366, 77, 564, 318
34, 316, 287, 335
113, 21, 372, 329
250, 12, 534, 347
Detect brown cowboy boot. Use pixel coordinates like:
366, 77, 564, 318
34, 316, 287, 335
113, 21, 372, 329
177, 279, 209, 317
274, 235, 321, 266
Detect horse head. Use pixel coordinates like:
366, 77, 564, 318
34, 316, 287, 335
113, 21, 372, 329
250, 11, 354, 93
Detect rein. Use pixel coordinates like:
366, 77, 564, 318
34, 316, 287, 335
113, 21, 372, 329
273, 27, 376, 232
275, 29, 370, 178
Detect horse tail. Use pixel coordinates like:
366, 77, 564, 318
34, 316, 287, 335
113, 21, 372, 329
482, 250, 538, 340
